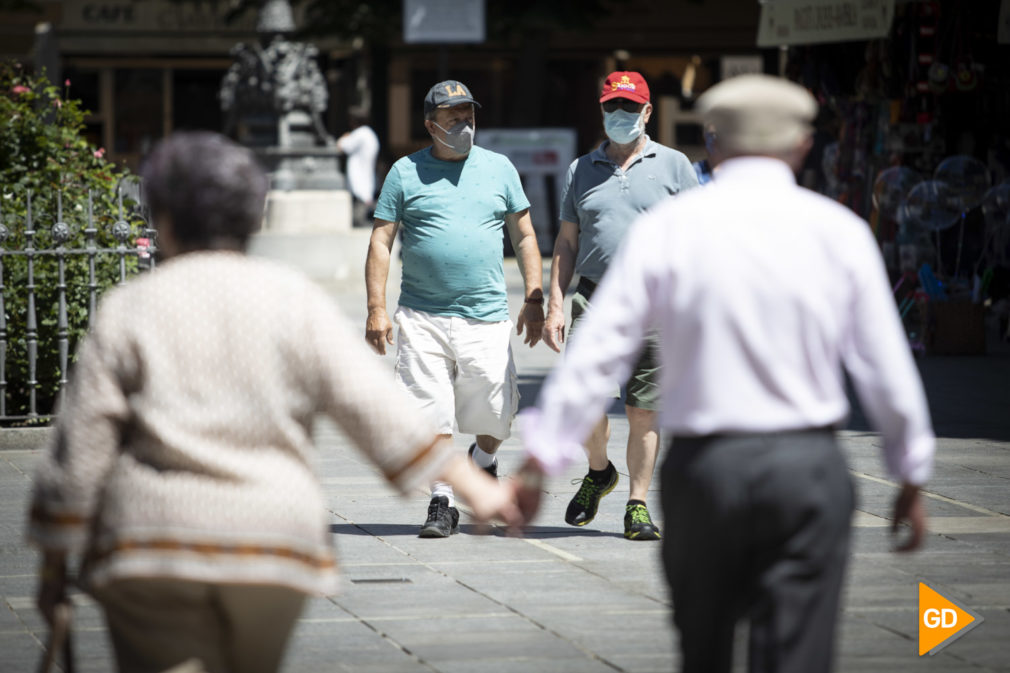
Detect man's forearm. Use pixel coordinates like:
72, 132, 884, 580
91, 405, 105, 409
515, 235, 543, 299
365, 242, 391, 312
548, 243, 575, 313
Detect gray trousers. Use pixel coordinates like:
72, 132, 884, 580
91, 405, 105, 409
661, 429, 854, 673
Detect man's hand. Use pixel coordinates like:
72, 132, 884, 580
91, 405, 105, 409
365, 308, 394, 355
891, 482, 927, 552
516, 302, 545, 348
440, 456, 524, 535
36, 552, 68, 627
510, 457, 546, 526
542, 307, 566, 353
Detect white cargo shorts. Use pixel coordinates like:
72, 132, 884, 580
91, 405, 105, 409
393, 306, 518, 439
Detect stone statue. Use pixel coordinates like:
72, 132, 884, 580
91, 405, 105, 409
220, 0, 343, 191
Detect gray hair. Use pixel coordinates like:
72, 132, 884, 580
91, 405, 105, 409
141, 132, 267, 250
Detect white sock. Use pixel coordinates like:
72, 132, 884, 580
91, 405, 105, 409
431, 482, 454, 508
471, 444, 497, 469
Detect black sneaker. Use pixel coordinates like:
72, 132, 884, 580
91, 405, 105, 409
565, 462, 618, 526
418, 495, 460, 538
467, 443, 498, 479
624, 502, 661, 541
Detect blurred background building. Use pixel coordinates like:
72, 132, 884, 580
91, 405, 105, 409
2, 0, 1008, 256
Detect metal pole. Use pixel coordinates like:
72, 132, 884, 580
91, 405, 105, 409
0, 197, 7, 418
54, 191, 70, 410
86, 191, 98, 327
25, 191, 38, 418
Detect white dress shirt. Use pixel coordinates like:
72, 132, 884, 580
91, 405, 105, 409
521, 157, 935, 485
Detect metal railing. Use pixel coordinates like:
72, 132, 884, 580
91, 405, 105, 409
0, 186, 154, 423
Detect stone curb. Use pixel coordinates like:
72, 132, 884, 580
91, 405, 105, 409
0, 427, 52, 451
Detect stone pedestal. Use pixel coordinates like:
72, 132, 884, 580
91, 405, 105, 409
264, 189, 352, 233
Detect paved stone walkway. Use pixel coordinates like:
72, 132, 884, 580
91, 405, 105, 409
1, 238, 1008, 671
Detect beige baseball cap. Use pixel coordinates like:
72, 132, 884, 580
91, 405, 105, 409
697, 74, 817, 155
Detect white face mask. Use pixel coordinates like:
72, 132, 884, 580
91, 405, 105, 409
603, 108, 644, 145
433, 120, 474, 154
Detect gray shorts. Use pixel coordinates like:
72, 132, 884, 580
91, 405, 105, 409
569, 282, 659, 411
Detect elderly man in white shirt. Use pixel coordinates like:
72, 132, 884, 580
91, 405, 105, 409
516, 75, 935, 673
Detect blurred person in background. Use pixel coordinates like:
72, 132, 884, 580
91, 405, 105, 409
336, 105, 379, 228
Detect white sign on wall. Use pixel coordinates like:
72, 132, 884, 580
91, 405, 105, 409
403, 0, 485, 44
757, 0, 896, 47
720, 55, 764, 80
478, 128, 577, 253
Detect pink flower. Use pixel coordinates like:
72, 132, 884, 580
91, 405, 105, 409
11, 85, 30, 94
93, 148, 105, 158
64, 79, 71, 86
52, 98, 62, 108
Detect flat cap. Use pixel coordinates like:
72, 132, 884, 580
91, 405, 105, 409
697, 74, 817, 155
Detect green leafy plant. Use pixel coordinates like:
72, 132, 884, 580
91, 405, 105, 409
1, 59, 147, 423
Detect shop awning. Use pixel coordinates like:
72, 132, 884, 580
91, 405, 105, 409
757, 0, 896, 47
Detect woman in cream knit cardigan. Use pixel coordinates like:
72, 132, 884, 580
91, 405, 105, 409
28, 132, 522, 673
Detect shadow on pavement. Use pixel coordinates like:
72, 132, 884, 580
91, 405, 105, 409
329, 522, 627, 540
847, 348, 1010, 441
518, 374, 627, 416
522, 526, 627, 540
330, 523, 420, 536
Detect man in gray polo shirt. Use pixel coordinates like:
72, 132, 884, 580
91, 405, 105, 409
542, 71, 698, 540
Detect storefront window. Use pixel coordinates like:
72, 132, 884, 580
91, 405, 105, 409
114, 68, 163, 163
173, 69, 225, 132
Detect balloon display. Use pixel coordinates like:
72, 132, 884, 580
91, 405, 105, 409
873, 166, 921, 221
934, 155, 990, 213
903, 180, 962, 233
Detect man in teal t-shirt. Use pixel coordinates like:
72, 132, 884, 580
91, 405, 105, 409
366, 80, 545, 538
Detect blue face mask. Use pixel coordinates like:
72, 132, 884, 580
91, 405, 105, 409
603, 109, 644, 145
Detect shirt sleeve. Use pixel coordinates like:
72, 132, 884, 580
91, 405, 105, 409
299, 284, 453, 493
502, 157, 531, 214
559, 159, 579, 223
842, 226, 935, 485
27, 293, 134, 553
373, 161, 404, 223
337, 127, 362, 154
676, 153, 701, 192
519, 217, 657, 475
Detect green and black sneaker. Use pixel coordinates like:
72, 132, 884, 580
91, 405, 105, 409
624, 502, 661, 541
565, 461, 618, 526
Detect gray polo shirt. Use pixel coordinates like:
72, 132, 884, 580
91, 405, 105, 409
560, 136, 699, 281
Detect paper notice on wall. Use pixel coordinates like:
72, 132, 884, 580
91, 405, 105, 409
757, 0, 896, 47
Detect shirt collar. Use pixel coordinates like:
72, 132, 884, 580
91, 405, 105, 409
713, 156, 797, 186
591, 135, 657, 166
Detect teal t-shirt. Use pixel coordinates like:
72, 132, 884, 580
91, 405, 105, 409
374, 145, 530, 321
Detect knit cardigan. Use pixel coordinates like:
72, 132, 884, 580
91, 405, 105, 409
28, 251, 451, 596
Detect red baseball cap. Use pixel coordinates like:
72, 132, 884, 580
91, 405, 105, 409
600, 71, 650, 104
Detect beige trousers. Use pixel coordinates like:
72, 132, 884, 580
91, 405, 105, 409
93, 579, 306, 673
